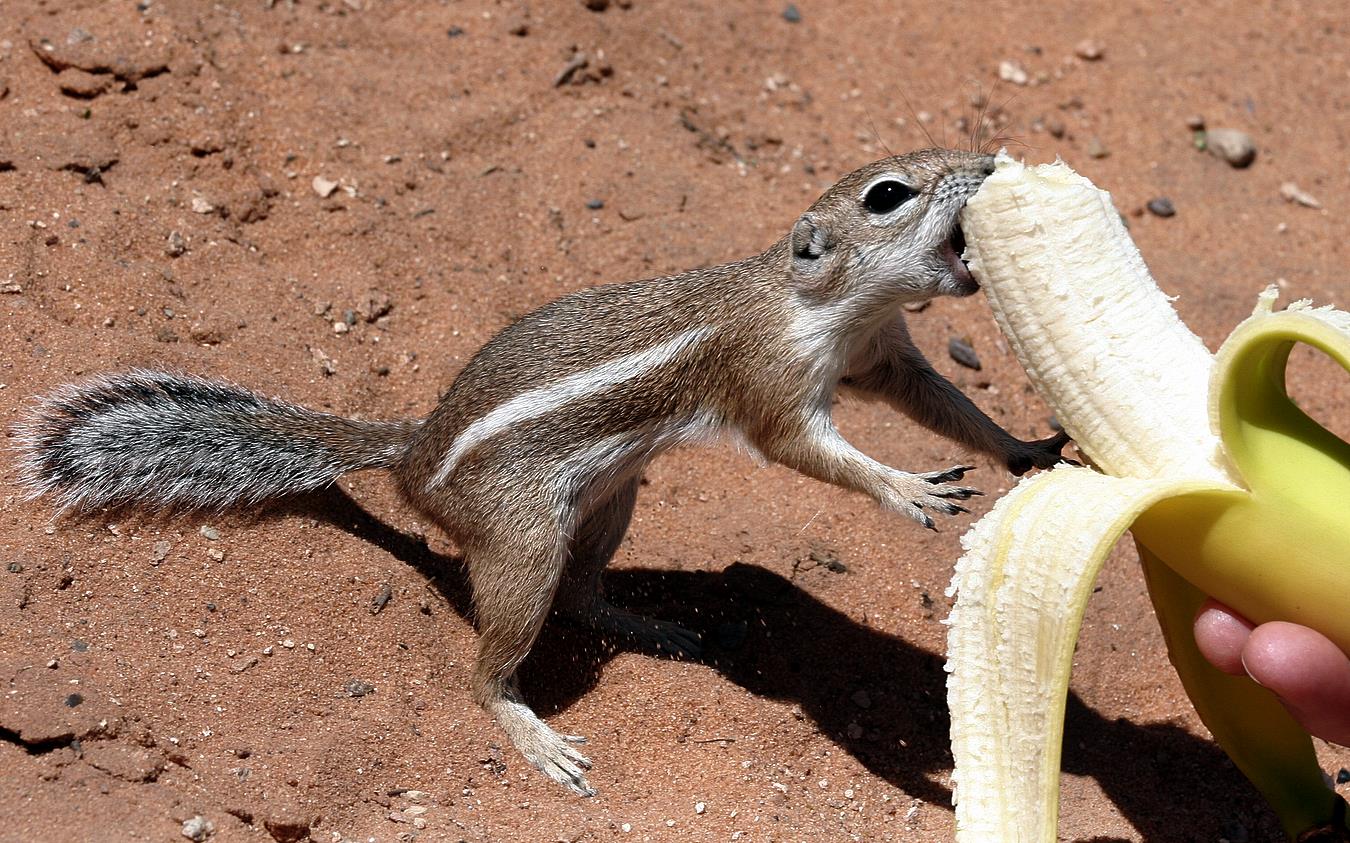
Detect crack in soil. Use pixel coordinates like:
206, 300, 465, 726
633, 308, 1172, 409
0, 724, 77, 755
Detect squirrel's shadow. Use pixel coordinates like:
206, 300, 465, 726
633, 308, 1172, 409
295, 487, 1283, 842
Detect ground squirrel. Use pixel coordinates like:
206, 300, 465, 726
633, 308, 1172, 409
19, 147, 1069, 796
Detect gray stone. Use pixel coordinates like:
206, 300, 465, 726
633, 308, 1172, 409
1204, 128, 1256, 168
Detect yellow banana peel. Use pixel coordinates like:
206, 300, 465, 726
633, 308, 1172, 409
944, 153, 1350, 840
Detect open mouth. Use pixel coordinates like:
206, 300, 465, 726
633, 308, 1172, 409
940, 222, 976, 288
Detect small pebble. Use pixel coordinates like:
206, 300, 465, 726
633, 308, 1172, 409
947, 337, 982, 371
371, 582, 393, 614
312, 175, 340, 198
7, 561, 22, 573
190, 196, 214, 214
181, 815, 214, 842
695, 802, 706, 814
1336, 768, 1350, 784
344, 679, 375, 697
1146, 197, 1176, 218
1279, 181, 1322, 209
1086, 136, 1109, 159
446, 25, 465, 37
585, 198, 604, 210
781, 3, 801, 22
1184, 114, 1205, 131
998, 60, 1029, 86
583, 0, 610, 10
165, 230, 187, 257
850, 689, 872, 709
199, 526, 220, 541
1073, 39, 1104, 60
1203, 128, 1256, 168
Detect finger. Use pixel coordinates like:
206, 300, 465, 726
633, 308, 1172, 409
1243, 621, 1350, 746
1192, 598, 1254, 676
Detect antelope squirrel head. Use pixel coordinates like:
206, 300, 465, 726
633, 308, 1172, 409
788, 148, 994, 303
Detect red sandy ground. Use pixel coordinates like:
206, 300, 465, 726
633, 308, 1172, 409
1, 2, 1347, 841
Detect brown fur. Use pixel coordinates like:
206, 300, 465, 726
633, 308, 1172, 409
386, 148, 1066, 794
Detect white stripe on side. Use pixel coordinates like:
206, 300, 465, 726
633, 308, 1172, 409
428, 325, 716, 490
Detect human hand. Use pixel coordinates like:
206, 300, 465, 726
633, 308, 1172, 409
1194, 599, 1350, 746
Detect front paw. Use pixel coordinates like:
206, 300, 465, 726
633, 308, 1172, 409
1005, 430, 1074, 476
884, 467, 983, 529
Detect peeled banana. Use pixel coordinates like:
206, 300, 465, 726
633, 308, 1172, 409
945, 153, 1350, 840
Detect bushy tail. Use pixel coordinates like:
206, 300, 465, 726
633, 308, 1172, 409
15, 370, 421, 512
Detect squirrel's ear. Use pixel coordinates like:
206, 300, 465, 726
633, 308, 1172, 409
790, 213, 834, 261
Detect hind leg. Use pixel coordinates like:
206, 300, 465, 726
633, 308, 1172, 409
553, 477, 702, 659
466, 519, 595, 796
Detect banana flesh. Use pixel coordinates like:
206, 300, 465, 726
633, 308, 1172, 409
959, 155, 1233, 486
945, 153, 1350, 840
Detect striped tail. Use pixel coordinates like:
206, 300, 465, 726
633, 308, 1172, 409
16, 369, 420, 511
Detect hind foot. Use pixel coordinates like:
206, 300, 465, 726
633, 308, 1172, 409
492, 695, 596, 796
564, 599, 703, 659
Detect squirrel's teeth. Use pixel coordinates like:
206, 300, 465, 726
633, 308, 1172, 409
959, 154, 1236, 486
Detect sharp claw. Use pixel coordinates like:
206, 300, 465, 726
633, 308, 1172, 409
560, 767, 596, 796
928, 465, 977, 483
938, 487, 978, 500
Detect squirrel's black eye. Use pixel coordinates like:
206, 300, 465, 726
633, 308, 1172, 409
863, 180, 916, 215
